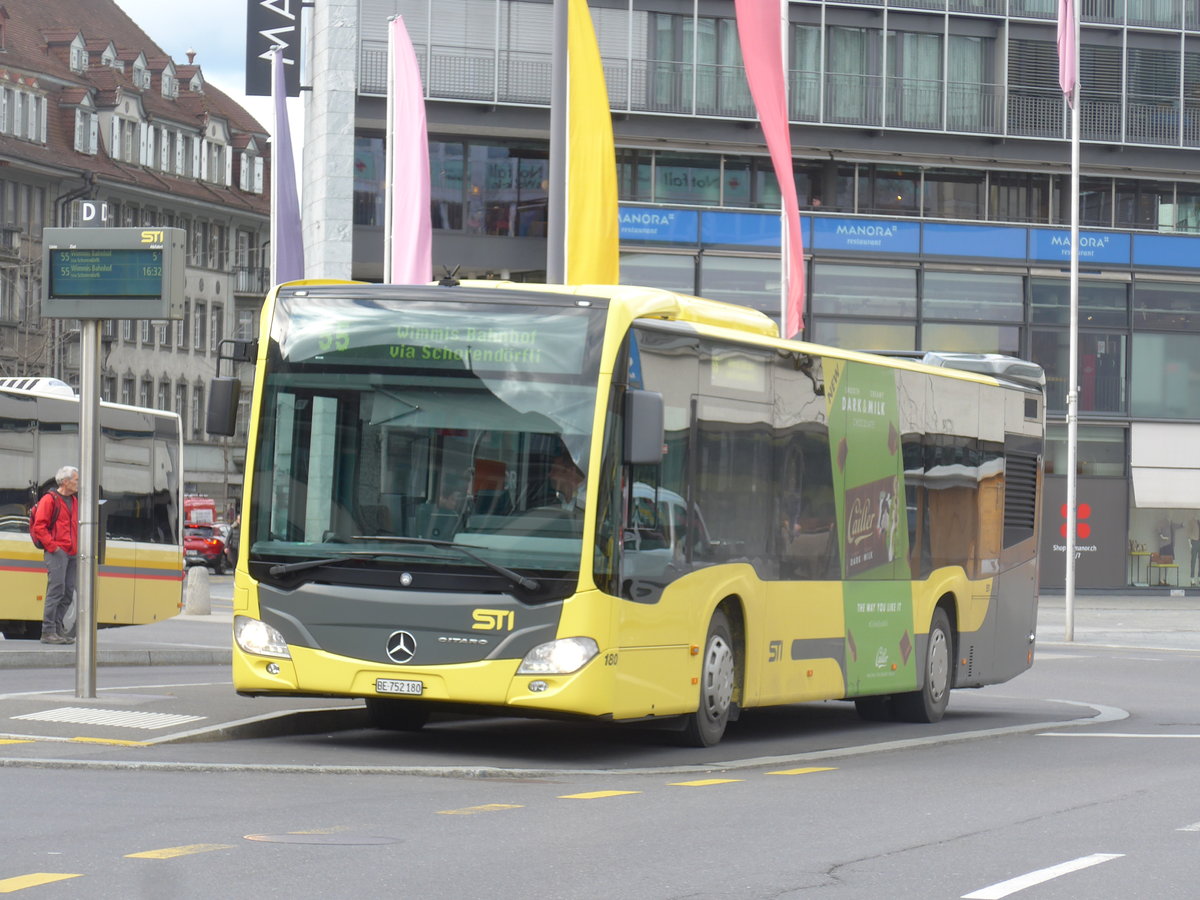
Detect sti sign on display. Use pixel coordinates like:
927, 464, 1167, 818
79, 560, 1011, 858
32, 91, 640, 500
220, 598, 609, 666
41, 228, 185, 320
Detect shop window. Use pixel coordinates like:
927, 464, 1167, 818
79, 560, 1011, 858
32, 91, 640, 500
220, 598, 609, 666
1030, 329, 1125, 413
619, 253, 695, 294
812, 319, 916, 352
1131, 332, 1200, 419
923, 169, 985, 220
654, 152, 722, 206
858, 166, 920, 216
922, 323, 1021, 356
924, 271, 1023, 322
699, 256, 789, 319
1031, 277, 1127, 328
1045, 425, 1126, 476
1133, 281, 1200, 331
813, 263, 916, 318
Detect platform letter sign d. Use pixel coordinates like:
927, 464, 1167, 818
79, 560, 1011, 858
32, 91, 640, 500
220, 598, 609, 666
77, 200, 108, 228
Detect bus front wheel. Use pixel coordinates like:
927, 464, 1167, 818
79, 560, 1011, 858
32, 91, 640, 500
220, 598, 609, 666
678, 609, 737, 747
891, 606, 953, 723
364, 697, 431, 732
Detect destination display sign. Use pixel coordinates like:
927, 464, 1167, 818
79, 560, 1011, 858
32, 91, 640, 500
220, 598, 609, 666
49, 248, 165, 299
41, 227, 185, 319
277, 300, 600, 376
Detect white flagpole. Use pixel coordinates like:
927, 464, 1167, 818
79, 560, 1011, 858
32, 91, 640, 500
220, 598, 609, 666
383, 20, 396, 283
1064, 7, 1081, 641
779, 0, 789, 335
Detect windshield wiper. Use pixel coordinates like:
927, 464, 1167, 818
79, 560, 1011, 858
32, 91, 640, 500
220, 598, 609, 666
267, 551, 416, 576
351, 535, 540, 590
267, 538, 540, 591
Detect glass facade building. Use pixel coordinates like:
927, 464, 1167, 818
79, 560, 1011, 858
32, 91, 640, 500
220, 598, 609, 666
333, 0, 1200, 590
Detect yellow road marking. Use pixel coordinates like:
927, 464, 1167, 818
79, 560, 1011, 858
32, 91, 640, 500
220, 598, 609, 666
125, 844, 234, 859
558, 790, 641, 799
668, 779, 743, 787
71, 738, 150, 747
0, 740, 34, 745
0, 873, 82, 892
766, 766, 838, 776
438, 804, 524, 815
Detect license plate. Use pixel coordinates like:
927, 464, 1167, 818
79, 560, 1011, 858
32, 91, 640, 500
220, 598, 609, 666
375, 678, 423, 696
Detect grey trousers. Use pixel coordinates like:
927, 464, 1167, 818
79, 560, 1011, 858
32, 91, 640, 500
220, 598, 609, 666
42, 549, 77, 636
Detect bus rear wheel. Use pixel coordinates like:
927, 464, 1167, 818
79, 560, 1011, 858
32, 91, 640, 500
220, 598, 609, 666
891, 607, 953, 723
678, 609, 736, 747
364, 697, 431, 732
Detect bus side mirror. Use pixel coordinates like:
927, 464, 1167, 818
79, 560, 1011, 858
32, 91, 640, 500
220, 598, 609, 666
625, 389, 664, 465
206, 376, 240, 437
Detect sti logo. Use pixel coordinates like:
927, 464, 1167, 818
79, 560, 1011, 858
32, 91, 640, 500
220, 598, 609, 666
140, 230, 165, 244
472, 609, 515, 631
1059, 502, 1092, 539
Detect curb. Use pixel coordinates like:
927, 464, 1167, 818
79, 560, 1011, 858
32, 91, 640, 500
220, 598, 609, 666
0, 648, 231, 669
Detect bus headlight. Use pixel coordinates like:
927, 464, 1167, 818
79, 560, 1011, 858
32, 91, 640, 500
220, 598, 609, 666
234, 615, 291, 659
517, 637, 599, 675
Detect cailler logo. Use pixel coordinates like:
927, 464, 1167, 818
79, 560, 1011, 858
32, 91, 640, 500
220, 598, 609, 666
1059, 502, 1092, 539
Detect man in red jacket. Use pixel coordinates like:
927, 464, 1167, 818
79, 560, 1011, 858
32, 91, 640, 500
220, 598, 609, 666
31, 465, 80, 645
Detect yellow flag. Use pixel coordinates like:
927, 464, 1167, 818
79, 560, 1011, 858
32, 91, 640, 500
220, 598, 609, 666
566, 0, 619, 285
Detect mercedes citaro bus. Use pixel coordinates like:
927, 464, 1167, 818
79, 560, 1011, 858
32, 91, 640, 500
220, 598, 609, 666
208, 280, 1044, 746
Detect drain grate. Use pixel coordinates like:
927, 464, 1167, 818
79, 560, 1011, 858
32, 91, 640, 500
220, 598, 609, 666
12, 707, 205, 730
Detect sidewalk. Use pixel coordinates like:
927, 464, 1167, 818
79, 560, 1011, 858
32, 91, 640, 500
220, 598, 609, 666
0, 611, 232, 669
1036, 591, 1200, 651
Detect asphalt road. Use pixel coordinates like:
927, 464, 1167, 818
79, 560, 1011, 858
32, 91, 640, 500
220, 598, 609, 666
3, 586, 1199, 897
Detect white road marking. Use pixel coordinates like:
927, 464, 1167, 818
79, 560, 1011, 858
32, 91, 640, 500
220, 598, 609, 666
1177, 821, 1200, 832
1039, 732, 1200, 739
962, 853, 1124, 899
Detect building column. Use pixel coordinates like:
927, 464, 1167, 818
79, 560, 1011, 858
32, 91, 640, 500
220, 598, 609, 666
303, 0, 358, 279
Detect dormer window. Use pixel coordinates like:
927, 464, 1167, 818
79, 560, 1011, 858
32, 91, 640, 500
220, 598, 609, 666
133, 64, 150, 90
69, 35, 86, 73
162, 74, 176, 98
74, 106, 98, 154
1, 87, 48, 144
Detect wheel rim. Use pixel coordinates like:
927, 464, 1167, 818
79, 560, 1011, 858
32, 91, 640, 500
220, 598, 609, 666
927, 627, 949, 703
700, 634, 735, 721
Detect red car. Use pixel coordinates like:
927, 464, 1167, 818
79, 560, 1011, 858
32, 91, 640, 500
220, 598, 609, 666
185, 524, 227, 574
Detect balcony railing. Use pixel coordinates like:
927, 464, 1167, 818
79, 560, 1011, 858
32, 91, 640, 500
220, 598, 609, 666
232, 266, 270, 296
360, 38, 1200, 150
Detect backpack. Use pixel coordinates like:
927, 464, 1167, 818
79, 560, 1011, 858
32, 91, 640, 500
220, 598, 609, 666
30, 492, 61, 551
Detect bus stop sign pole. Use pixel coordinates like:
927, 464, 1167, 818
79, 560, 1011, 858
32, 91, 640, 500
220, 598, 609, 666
40, 224, 186, 699
76, 321, 101, 698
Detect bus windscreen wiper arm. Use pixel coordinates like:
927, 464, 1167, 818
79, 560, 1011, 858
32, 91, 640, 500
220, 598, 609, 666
267, 552, 413, 576
351, 535, 540, 590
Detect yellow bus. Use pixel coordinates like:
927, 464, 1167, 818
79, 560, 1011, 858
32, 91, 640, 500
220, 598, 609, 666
211, 280, 1044, 746
0, 382, 184, 638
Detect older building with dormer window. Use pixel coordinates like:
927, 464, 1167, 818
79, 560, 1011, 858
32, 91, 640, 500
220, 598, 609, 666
0, 0, 274, 509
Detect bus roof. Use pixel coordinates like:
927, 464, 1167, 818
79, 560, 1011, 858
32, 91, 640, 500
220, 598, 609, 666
271, 280, 1042, 391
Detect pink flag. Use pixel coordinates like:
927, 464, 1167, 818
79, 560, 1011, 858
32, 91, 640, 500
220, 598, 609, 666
385, 16, 432, 283
1057, 0, 1077, 107
734, 0, 805, 337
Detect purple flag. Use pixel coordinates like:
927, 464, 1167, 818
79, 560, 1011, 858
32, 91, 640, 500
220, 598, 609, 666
385, 16, 432, 284
271, 49, 305, 283
1057, 0, 1077, 107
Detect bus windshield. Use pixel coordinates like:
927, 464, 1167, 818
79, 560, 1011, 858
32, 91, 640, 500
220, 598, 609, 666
249, 288, 608, 591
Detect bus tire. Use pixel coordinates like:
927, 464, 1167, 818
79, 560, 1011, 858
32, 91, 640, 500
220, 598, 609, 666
678, 609, 736, 747
364, 698, 431, 732
892, 606, 953, 723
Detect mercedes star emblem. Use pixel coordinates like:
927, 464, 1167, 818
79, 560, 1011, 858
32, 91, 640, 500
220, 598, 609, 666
385, 630, 417, 664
